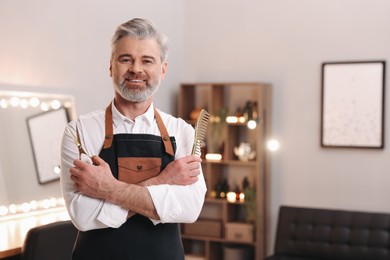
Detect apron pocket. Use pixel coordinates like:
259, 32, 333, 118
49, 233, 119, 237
118, 157, 162, 184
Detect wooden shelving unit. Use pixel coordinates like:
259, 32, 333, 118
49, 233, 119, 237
178, 83, 272, 260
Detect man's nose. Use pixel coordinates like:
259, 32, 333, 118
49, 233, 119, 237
129, 61, 143, 73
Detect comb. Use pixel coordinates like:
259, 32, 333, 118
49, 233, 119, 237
191, 109, 210, 156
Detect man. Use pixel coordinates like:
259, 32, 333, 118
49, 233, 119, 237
60, 18, 207, 259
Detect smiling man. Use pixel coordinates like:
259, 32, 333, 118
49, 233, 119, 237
60, 18, 206, 260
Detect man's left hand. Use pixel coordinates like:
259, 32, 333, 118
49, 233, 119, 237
70, 156, 118, 199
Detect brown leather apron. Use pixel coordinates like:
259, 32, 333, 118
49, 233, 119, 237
72, 103, 184, 260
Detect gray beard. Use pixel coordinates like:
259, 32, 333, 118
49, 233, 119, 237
116, 79, 160, 102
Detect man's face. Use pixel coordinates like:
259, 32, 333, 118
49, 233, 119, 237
110, 37, 167, 103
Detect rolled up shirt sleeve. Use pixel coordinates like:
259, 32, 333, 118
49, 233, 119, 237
61, 123, 128, 232
147, 171, 206, 224
146, 114, 207, 224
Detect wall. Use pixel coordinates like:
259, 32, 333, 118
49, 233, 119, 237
0, 0, 185, 206
183, 0, 390, 252
1, 0, 390, 255
0, 0, 185, 114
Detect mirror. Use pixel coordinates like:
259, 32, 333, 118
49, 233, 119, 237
0, 90, 76, 208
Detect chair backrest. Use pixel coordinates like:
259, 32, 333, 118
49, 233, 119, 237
22, 220, 78, 260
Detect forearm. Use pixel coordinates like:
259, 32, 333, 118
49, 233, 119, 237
106, 181, 159, 220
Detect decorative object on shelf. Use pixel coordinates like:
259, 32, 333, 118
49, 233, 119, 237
226, 189, 245, 203
234, 142, 256, 161
189, 108, 203, 121
242, 101, 257, 121
210, 107, 228, 154
226, 192, 237, 203
215, 178, 229, 199
243, 185, 256, 223
225, 101, 259, 130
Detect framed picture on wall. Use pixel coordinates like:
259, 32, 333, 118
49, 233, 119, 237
27, 107, 70, 184
321, 60, 386, 148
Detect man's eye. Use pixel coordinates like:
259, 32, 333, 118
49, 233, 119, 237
144, 59, 153, 64
120, 58, 132, 63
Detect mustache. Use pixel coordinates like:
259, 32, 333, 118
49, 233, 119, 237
123, 73, 146, 81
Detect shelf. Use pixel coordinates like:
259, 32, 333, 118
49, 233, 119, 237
204, 159, 257, 167
178, 82, 271, 260
204, 198, 247, 206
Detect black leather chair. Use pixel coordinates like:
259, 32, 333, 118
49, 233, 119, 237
266, 206, 390, 260
21, 220, 78, 260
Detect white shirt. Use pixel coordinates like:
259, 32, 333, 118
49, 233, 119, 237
60, 102, 207, 232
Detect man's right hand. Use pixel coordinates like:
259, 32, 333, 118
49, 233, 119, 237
141, 155, 202, 186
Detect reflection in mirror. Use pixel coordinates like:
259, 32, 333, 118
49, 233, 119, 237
0, 90, 75, 216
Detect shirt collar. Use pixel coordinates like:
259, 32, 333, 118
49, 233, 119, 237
111, 101, 155, 127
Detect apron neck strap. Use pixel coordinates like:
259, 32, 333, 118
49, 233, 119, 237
103, 102, 174, 156
103, 102, 114, 149
154, 109, 174, 156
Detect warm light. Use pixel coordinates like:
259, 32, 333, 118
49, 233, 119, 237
247, 120, 257, 129
49, 198, 57, 207
41, 199, 51, 209
0, 197, 66, 218
227, 192, 237, 203
21, 203, 31, 213
56, 198, 65, 206
20, 99, 29, 109
40, 102, 49, 111
238, 116, 246, 123
226, 116, 239, 124
0, 99, 8, 109
51, 99, 61, 109
239, 192, 245, 203
210, 115, 221, 123
29, 97, 40, 107
53, 165, 61, 174
0, 206, 8, 216
30, 200, 38, 210
9, 204, 17, 214
10, 97, 20, 107
267, 139, 280, 152
205, 153, 222, 161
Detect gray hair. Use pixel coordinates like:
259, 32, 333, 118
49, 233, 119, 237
111, 18, 169, 63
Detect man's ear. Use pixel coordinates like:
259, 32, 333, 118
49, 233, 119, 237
109, 60, 113, 78
161, 62, 168, 80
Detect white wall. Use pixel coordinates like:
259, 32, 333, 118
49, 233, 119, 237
183, 0, 390, 253
0, 0, 185, 114
0, 0, 185, 207
1, 0, 390, 255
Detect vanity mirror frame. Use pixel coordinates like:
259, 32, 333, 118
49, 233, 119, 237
0, 90, 76, 207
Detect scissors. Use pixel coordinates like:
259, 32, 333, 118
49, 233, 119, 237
66, 125, 92, 160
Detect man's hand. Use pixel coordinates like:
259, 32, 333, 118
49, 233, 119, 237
70, 156, 119, 200
70, 156, 159, 220
152, 155, 202, 186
